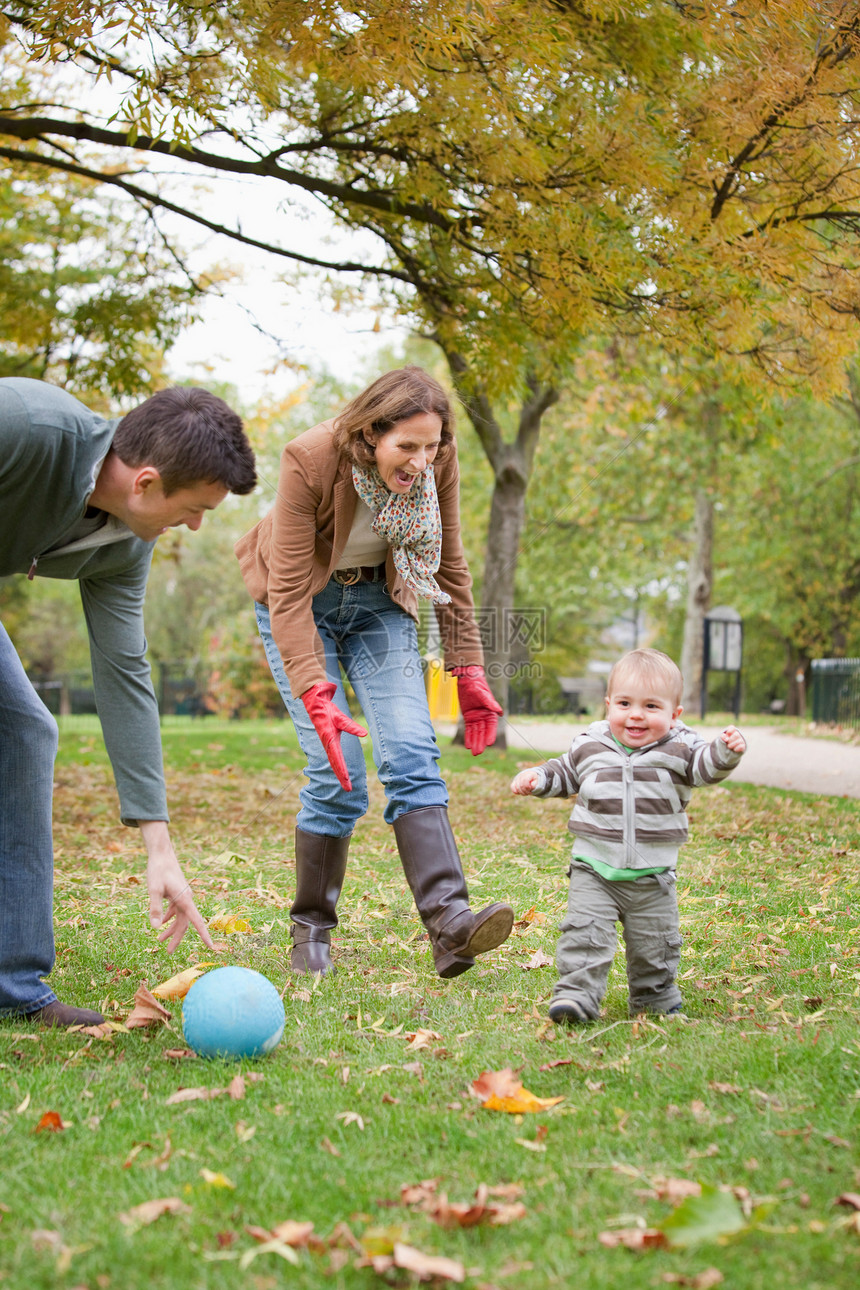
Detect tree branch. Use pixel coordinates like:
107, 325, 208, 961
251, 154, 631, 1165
0, 142, 417, 281
0, 113, 459, 230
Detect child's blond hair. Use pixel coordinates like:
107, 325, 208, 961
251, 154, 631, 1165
606, 648, 683, 708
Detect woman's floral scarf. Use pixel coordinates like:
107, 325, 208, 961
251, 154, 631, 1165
351, 463, 451, 605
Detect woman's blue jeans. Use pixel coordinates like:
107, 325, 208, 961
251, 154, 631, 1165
0, 622, 59, 1015
255, 578, 448, 836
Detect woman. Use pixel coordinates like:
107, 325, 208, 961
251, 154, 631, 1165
235, 366, 513, 978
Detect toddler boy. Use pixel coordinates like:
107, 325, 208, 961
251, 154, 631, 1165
511, 648, 746, 1024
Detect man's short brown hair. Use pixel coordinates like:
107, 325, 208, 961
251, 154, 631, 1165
112, 386, 256, 495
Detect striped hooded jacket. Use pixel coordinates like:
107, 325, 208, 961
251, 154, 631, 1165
531, 719, 743, 874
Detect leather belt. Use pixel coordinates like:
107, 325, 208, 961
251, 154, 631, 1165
332, 563, 387, 586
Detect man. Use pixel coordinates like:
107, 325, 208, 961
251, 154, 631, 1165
0, 378, 257, 1027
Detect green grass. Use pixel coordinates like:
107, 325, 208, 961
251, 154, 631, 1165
2, 719, 859, 1289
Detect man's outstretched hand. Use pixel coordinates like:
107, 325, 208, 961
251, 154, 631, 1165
140, 820, 215, 953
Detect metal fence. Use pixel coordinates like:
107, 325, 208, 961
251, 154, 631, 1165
811, 658, 860, 728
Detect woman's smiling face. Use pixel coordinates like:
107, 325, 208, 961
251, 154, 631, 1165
365, 412, 442, 493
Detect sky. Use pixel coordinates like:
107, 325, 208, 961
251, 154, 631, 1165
156, 173, 412, 403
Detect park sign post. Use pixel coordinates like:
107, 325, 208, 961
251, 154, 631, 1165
701, 606, 743, 721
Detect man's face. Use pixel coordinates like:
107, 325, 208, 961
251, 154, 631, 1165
124, 473, 228, 542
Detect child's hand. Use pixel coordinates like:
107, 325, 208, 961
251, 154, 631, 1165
511, 768, 540, 795
720, 725, 746, 754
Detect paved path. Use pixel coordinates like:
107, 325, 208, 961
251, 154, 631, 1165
437, 720, 860, 799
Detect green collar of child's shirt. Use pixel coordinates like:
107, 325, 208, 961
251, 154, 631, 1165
610, 732, 636, 754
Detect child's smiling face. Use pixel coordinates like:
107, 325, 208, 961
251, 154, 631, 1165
605, 679, 683, 748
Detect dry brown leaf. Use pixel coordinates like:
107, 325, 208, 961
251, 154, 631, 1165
662, 1270, 724, 1288
126, 983, 171, 1029
165, 1086, 226, 1105
227, 1074, 246, 1100
599, 1227, 668, 1250
653, 1178, 703, 1205
34, 1111, 65, 1133
152, 964, 214, 1000
164, 1048, 196, 1060
522, 949, 553, 970
514, 905, 546, 927
404, 1029, 443, 1050
470, 1067, 564, 1114
375, 1242, 465, 1282
400, 1180, 526, 1229
487, 1183, 525, 1201
400, 1180, 440, 1206
835, 1192, 860, 1210
118, 1197, 191, 1227
30, 1229, 63, 1252
270, 1220, 316, 1246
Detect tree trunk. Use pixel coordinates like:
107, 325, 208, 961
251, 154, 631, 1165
680, 488, 714, 714
442, 353, 558, 748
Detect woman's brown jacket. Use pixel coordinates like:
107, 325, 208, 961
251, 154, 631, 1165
234, 419, 485, 698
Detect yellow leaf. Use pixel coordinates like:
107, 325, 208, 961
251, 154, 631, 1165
152, 964, 214, 999
208, 916, 252, 934
470, 1067, 564, 1114
200, 1169, 235, 1189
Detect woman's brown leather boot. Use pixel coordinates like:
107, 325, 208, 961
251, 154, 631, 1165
290, 827, 350, 974
392, 805, 513, 978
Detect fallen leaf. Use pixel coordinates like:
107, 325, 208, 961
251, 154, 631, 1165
320, 1137, 340, 1156
34, 1111, 65, 1133
79, 1022, 115, 1039
126, 983, 171, 1029
652, 1178, 703, 1205
599, 1227, 667, 1249
15, 1094, 30, 1115
488, 1183, 525, 1200
835, 1193, 860, 1210
270, 1220, 316, 1246
238, 1238, 300, 1268
227, 1074, 246, 1101
30, 1229, 64, 1252
118, 1197, 191, 1227
662, 1269, 724, 1288
165, 1086, 226, 1105
152, 965, 214, 1000
522, 949, 553, 971
208, 915, 252, 934
658, 1184, 748, 1247
373, 1242, 465, 1282
404, 1029, 443, 1050
336, 1111, 365, 1130
164, 1048, 196, 1060
200, 1169, 235, 1189
470, 1068, 564, 1114
823, 1134, 851, 1149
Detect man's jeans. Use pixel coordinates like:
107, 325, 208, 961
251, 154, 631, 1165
552, 860, 684, 1017
255, 578, 448, 836
0, 622, 58, 1014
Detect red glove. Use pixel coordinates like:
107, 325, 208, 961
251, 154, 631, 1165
451, 665, 502, 755
301, 682, 368, 791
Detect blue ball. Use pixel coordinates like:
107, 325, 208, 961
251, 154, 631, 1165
182, 966, 285, 1060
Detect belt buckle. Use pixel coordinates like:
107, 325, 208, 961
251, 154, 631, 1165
334, 567, 361, 586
